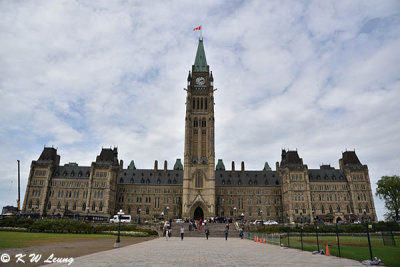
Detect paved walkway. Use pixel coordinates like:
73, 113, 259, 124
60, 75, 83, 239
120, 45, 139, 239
43, 237, 364, 267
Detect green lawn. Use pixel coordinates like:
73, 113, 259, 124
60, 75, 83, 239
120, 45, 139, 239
0, 232, 117, 249
275, 234, 400, 267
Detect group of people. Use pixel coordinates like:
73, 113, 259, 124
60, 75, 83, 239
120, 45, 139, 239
163, 220, 244, 241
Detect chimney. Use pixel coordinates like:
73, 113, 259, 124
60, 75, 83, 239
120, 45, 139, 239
241, 161, 245, 173
231, 161, 235, 172
164, 160, 167, 172
154, 160, 158, 172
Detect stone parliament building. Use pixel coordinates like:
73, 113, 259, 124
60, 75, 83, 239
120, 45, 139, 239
22, 39, 377, 224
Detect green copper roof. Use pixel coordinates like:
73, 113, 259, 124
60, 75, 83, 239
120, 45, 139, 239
263, 162, 272, 171
128, 160, 136, 170
216, 159, 225, 170
193, 39, 208, 72
174, 159, 183, 170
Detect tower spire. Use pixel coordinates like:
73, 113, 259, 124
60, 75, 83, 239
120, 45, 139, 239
193, 39, 208, 72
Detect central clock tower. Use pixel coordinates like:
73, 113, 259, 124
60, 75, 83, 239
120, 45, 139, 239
182, 38, 216, 219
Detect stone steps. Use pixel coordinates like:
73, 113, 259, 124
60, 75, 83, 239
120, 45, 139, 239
169, 222, 239, 238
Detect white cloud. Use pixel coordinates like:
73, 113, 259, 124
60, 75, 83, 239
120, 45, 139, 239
0, 0, 399, 220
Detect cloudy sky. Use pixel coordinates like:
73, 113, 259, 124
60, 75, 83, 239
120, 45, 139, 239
0, 0, 399, 220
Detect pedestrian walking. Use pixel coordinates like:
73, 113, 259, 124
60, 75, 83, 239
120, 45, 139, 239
165, 229, 170, 241
205, 228, 209, 240
225, 228, 229, 240
180, 226, 185, 240
239, 229, 244, 239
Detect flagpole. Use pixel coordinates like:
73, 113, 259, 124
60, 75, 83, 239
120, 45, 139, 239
200, 26, 202, 40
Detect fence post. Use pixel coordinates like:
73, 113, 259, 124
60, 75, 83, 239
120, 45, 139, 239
279, 233, 282, 246
288, 228, 290, 248
391, 229, 396, 247
316, 225, 320, 251
382, 231, 385, 246
300, 226, 303, 250
336, 223, 341, 257
366, 223, 373, 261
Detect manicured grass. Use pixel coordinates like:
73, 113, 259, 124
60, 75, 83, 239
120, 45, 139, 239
277, 234, 400, 267
0, 231, 118, 249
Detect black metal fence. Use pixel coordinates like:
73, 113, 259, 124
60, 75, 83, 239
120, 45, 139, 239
244, 223, 399, 265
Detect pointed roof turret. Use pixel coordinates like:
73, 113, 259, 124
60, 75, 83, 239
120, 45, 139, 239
193, 39, 208, 72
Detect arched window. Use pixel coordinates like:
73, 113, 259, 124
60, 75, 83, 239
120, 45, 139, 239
99, 202, 103, 211
329, 205, 333, 214
194, 118, 198, 127
65, 202, 69, 211
47, 202, 51, 210
347, 205, 350, 213
128, 206, 131, 214
36, 200, 39, 208
82, 202, 86, 211
29, 200, 33, 208
57, 201, 61, 209
202, 119, 206, 127
130, 178, 134, 183
92, 202, 96, 211
366, 204, 370, 213
321, 205, 325, 214
195, 172, 203, 188
73, 202, 77, 210
120, 177, 124, 183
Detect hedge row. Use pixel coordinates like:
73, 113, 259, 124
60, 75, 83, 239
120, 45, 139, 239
0, 218, 158, 236
252, 221, 400, 234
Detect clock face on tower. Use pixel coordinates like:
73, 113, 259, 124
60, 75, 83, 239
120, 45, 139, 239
195, 77, 205, 86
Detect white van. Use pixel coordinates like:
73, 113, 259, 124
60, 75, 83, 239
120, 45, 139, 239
110, 214, 131, 223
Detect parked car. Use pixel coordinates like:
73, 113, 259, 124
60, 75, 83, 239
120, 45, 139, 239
252, 220, 263, 225
110, 214, 131, 223
264, 220, 278, 225
175, 219, 184, 223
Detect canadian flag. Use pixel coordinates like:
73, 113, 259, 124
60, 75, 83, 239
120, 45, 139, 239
193, 25, 201, 31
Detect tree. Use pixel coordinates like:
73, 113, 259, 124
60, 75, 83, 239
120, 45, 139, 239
376, 175, 400, 221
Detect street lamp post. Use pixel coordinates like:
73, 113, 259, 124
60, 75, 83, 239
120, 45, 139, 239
234, 207, 237, 222
260, 210, 263, 226
114, 209, 124, 248
138, 208, 141, 224
241, 213, 244, 230
166, 206, 170, 222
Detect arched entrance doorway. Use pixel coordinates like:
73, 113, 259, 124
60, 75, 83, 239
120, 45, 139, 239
194, 207, 204, 220
336, 217, 343, 223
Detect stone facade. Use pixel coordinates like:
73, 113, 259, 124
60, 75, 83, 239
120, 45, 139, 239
22, 39, 377, 223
